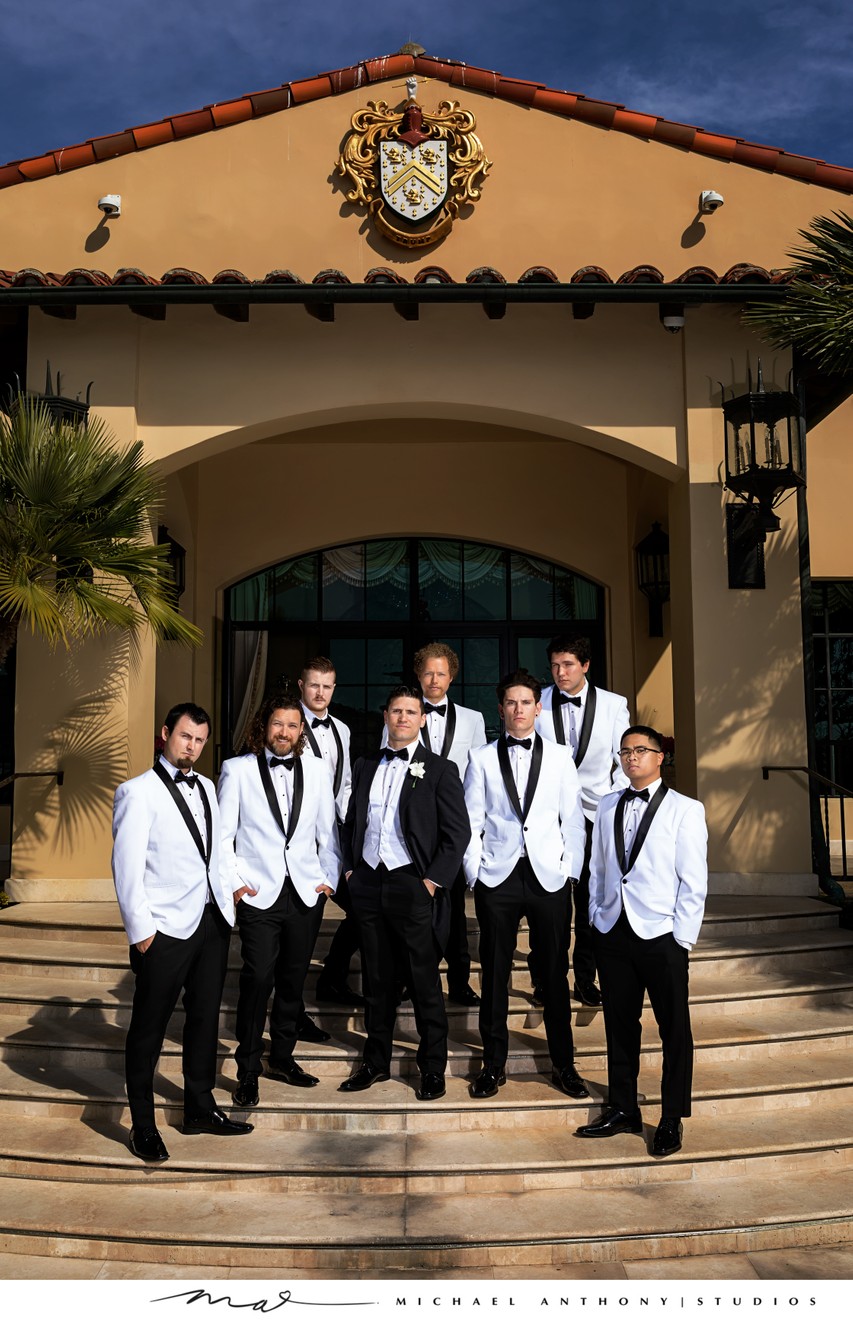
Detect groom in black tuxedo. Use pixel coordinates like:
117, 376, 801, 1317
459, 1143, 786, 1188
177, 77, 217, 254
338, 685, 471, 1102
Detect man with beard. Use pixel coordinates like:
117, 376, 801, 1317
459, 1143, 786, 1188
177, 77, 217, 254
218, 695, 341, 1108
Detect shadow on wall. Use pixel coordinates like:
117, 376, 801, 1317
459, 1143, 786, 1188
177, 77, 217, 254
691, 517, 811, 873
11, 633, 143, 876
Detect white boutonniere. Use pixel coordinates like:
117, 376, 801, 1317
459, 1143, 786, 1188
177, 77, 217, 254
409, 762, 426, 781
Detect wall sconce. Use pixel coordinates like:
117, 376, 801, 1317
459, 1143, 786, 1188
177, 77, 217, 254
158, 526, 186, 599
636, 521, 670, 637
721, 361, 805, 540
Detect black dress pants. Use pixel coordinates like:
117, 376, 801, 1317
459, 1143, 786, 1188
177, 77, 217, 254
320, 875, 361, 984
443, 867, 473, 994
593, 909, 694, 1117
528, 818, 596, 988
475, 858, 575, 1070
125, 903, 231, 1128
348, 860, 448, 1075
235, 878, 326, 1078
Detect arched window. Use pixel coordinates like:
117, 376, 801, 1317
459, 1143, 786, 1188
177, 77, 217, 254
223, 538, 606, 759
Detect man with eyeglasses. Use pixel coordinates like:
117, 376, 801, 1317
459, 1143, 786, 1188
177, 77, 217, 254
575, 725, 707, 1158
535, 635, 630, 1007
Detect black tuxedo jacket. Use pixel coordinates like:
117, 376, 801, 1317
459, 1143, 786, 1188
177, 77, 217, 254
341, 745, 471, 890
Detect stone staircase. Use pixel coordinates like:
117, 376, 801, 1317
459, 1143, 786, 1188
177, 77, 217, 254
1, 895, 853, 1273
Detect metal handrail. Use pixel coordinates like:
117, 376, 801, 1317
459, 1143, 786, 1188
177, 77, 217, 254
763, 763, 853, 903
0, 770, 64, 792
762, 764, 853, 796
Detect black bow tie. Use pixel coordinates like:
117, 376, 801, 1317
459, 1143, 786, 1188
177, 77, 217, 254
506, 736, 532, 750
558, 693, 582, 707
624, 788, 650, 803
383, 747, 408, 761
174, 771, 197, 786
269, 756, 294, 770
312, 716, 331, 729
424, 703, 446, 717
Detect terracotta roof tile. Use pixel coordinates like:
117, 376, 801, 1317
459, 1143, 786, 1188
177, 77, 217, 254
131, 122, 176, 151
170, 110, 215, 140
91, 131, 136, 161
0, 264, 795, 291
211, 100, 254, 129
1, 51, 851, 196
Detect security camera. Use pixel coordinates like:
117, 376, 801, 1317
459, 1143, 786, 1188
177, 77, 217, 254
97, 194, 122, 217
660, 305, 685, 334
699, 190, 724, 214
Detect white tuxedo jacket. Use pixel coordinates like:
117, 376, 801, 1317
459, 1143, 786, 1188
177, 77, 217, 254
112, 766, 232, 947
217, 751, 341, 909
463, 735, 586, 891
381, 698, 487, 778
537, 682, 630, 820
302, 707, 352, 821
589, 785, 708, 945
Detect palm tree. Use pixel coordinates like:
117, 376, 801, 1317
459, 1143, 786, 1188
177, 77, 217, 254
743, 211, 853, 374
0, 395, 201, 666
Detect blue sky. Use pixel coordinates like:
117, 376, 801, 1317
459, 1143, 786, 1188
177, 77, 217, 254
0, 0, 850, 167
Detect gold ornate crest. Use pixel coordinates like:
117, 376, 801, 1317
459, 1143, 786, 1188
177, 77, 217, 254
335, 91, 491, 248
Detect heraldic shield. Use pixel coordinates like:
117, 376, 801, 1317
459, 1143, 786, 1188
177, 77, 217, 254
336, 91, 491, 248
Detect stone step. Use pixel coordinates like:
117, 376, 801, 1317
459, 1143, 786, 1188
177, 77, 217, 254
0, 1050, 850, 1129
0, 896, 839, 946
1, 1163, 853, 1268
2, 1103, 852, 1192
2, 926, 852, 986
3, 999, 853, 1072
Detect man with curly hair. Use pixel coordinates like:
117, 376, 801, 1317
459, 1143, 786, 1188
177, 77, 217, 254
218, 695, 341, 1108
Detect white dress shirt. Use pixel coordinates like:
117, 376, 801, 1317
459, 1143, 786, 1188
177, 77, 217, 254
422, 700, 448, 755
507, 737, 533, 832
621, 778, 691, 949
265, 747, 294, 831
301, 703, 339, 781
362, 741, 419, 871
555, 683, 587, 756
160, 755, 208, 852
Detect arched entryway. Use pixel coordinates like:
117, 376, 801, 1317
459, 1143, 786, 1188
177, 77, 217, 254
223, 536, 606, 759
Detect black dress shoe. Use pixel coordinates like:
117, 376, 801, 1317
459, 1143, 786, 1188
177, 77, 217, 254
129, 1126, 169, 1163
296, 1012, 331, 1043
415, 1071, 446, 1101
573, 980, 602, 1007
267, 1058, 319, 1088
469, 1067, 506, 1099
652, 1117, 683, 1158
575, 1106, 643, 1138
531, 984, 546, 1007
316, 979, 365, 1007
232, 1073, 260, 1107
395, 985, 410, 1006
338, 1062, 391, 1092
182, 1107, 254, 1136
551, 1064, 591, 1099
447, 984, 480, 1006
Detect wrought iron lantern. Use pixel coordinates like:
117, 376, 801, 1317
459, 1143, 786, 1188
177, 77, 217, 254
158, 526, 186, 599
635, 521, 670, 637
721, 361, 805, 538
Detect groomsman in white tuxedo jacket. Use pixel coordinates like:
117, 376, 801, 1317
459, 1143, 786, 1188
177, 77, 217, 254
381, 642, 487, 1004
297, 656, 362, 1013
536, 635, 630, 1007
576, 725, 707, 1158
112, 702, 252, 1164
218, 695, 341, 1109
464, 670, 589, 1101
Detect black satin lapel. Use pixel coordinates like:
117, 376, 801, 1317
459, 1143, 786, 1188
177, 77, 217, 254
256, 753, 287, 839
521, 733, 543, 822
197, 780, 213, 869
330, 720, 344, 799
400, 747, 425, 820
303, 724, 321, 759
287, 757, 304, 841
574, 686, 596, 770
615, 794, 628, 876
440, 702, 457, 760
152, 761, 207, 866
497, 737, 524, 823
627, 784, 669, 871
551, 688, 566, 745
